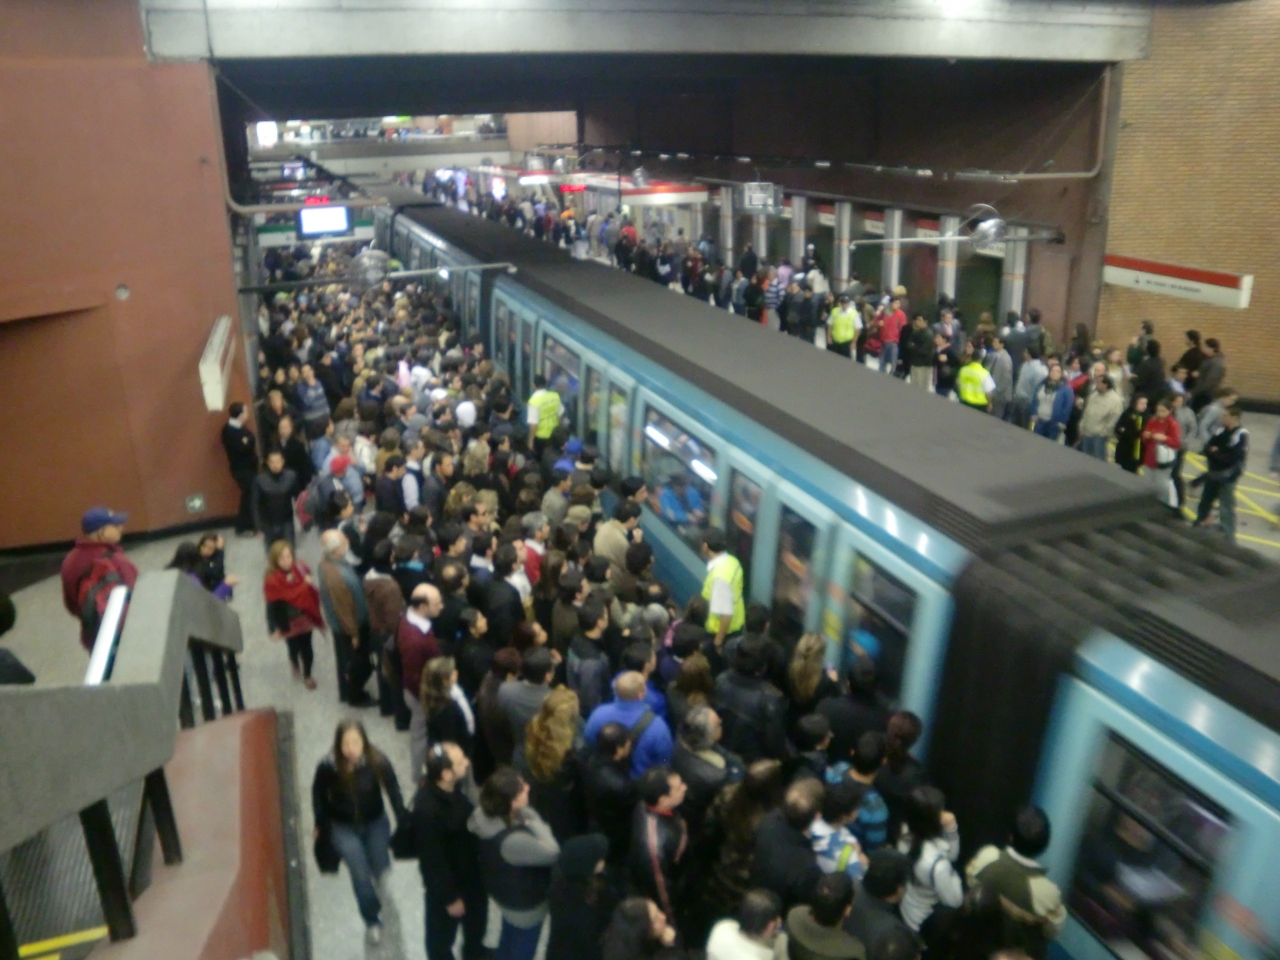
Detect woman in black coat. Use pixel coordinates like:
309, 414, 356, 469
547, 833, 616, 960
421, 656, 475, 758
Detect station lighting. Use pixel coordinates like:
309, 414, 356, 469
644, 424, 671, 449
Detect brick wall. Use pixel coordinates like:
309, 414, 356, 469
1098, 0, 1280, 402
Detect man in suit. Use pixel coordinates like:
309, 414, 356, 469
221, 402, 259, 535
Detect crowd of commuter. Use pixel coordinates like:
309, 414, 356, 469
196, 244, 1072, 960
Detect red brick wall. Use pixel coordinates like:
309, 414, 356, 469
1098, 1, 1280, 401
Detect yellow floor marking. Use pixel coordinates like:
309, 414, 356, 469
1236, 492, 1280, 525
19, 927, 106, 957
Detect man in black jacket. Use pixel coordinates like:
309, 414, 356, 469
412, 742, 488, 960
714, 634, 788, 762
484, 543, 526, 649
629, 766, 688, 923
751, 778, 824, 911
584, 722, 637, 866
221, 402, 259, 535
670, 705, 743, 838
251, 449, 297, 551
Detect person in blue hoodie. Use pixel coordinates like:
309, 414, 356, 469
583, 671, 673, 778
615, 642, 667, 718
1031, 363, 1075, 442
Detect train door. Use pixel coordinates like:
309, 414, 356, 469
762, 486, 837, 650
603, 371, 636, 478
715, 447, 779, 610
581, 363, 605, 448
517, 310, 536, 400
464, 273, 480, 338
1038, 657, 1280, 960
821, 523, 953, 720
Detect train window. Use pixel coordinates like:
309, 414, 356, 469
1069, 734, 1232, 960
494, 302, 510, 372
843, 556, 915, 699
584, 367, 602, 446
773, 507, 817, 647
642, 407, 716, 551
608, 386, 631, 471
542, 335, 581, 432
506, 311, 518, 376
727, 471, 763, 597
520, 319, 534, 398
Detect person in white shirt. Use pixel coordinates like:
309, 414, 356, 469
896, 786, 962, 938
707, 889, 787, 960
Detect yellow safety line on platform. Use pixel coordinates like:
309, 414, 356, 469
19, 927, 106, 957
1235, 532, 1280, 548
1237, 492, 1280, 525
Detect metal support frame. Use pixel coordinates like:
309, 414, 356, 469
789, 196, 807, 265
882, 208, 904, 292
0, 881, 18, 960
144, 768, 183, 865
190, 646, 216, 722
79, 800, 136, 942
937, 213, 962, 301
834, 202, 852, 291
211, 650, 234, 716
998, 225, 1030, 320
753, 214, 768, 260
226, 652, 245, 711
719, 188, 734, 267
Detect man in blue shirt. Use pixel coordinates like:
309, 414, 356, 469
584, 671, 673, 777
658, 474, 706, 527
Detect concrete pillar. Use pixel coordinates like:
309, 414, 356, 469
881, 208, 903, 292
937, 214, 961, 302
690, 203, 704, 246
789, 195, 807, 265
753, 214, 768, 261
998, 225, 1029, 321
720, 188, 735, 266
833, 201, 852, 292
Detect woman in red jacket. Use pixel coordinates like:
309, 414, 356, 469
1141, 396, 1182, 512
264, 540, 324, 689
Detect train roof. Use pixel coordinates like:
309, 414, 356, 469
400, 203, 1159, 552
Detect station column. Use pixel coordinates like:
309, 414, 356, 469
690, 202, 704, 246
753, 214, 768, 261
789, 195, 807, 265
881, 208, 903, 292
833, 201, 852, 292
937, 214, 961, 302
998, 225, 1029, 320
719, 188, 734, 266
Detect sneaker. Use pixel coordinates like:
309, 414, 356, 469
303, 677, 317, 691
366, 924, 382, 946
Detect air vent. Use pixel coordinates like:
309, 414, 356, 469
1121, 608, 1228, 691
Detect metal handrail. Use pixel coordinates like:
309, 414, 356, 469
0, 570, 243, 854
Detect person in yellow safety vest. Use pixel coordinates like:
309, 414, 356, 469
957, 344, 997, 412
700, 528, 745, 648
827, 293, 863, 359
525, 374, 563, 456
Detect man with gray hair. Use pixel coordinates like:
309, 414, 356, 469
671, 705, 744, 836
521, 511, 550, 584
318, 529, 374, 706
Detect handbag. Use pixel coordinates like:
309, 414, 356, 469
313, 827, 340, 874
390, 815, 417, 861
1155, 442, 1177, 466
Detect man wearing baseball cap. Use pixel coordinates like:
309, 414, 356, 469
60, 508, 139, 652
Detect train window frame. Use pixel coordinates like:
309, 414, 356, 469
494, 300, 510, 373
584, 366, 603, 447
842, 554, 917, 702
640, 404, 718, 552
772, 504, 819, 647
541, 333, 582, 434
519, 314, 535, 398
606, 380, 633, 473
1067, 732, 1232, 960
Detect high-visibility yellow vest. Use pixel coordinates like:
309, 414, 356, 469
528, 389, 562, 439
957, 361, 990, 407
830, 305, 858, 345
702, 552, 745, 635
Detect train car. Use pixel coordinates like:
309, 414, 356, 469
375, 203, 1280, 960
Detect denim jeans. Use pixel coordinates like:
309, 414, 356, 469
495, 918, 543, 960
1033, 421, 1063, 442
879, 342, 899, 374
330, 815, 391, 926
1196, 479, 1237, 539
1081, 435, 1109, 461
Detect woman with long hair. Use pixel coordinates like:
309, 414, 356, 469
468, 767, 561, 960
896, 785, 962, 941
421, 656, 475, 758
786, 632, 840, 732
600, 897, 681, 960
523, 687, 587, 841
311, 719, 406, 944
666, 651, 713, 736
263, 540, 323, 689
195, 532, 237, 600
696, 759, 786, 930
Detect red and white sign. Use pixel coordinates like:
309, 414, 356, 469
1104, 254, 1253, 310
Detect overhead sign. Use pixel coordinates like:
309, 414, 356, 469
742, 182, 781, 213
1104, 254, 1253, 309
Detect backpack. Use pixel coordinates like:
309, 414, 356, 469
296, 474, 340, 531
78, 559, 126, 645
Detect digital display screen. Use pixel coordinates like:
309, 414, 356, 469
297, 205, 350, 237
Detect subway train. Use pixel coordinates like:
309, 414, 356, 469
374, 203, 1280, 960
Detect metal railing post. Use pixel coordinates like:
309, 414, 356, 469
190, 645, 217, 722
226, 652, 245, 711
179, 674, 196, 729
79, 800, 136, 941
143, 768, 183, 865
211, 650, 233, 716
